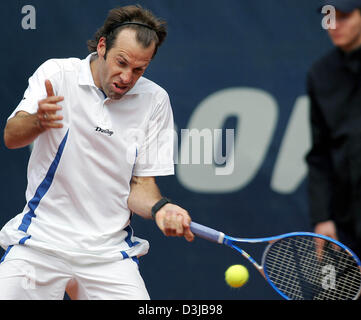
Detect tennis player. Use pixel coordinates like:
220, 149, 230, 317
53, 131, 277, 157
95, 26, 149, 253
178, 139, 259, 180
0, 5, 194, 300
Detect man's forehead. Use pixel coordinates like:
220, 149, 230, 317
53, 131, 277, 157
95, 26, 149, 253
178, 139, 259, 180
114, 28, 139, 42
111, 28, 155, 61
116, 51, 152, 68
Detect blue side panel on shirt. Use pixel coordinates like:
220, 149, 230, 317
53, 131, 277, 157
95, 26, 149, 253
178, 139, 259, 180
124, 225, 140, 248
121, 225, 140, 264
120, 251, 129, 259
0, 245, 13, 264
18, 130, 69, 233
120, 251, 139, 265
132, 257, 139, 265
19, 235, 32, 245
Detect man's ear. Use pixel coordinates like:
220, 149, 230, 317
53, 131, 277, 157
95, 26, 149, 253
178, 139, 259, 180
97, 37, 107, 59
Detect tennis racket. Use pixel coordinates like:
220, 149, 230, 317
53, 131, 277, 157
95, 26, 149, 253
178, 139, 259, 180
190, 222, 361, 300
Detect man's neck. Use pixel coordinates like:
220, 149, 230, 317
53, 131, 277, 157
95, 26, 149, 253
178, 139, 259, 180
90, 55, 101, 89
340, 36, 361, 54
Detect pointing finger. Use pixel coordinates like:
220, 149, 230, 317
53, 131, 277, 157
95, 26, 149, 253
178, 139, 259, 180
45, 79, 55, 97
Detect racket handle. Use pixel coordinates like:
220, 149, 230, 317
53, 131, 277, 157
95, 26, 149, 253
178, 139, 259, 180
190, 222, 225, 244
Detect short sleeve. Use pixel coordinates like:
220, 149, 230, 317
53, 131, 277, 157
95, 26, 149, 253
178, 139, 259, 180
132, 92, 175, 177
8, 59, 62, 121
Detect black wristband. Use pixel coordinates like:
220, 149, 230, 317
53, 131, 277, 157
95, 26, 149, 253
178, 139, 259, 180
151, 198, 171, 219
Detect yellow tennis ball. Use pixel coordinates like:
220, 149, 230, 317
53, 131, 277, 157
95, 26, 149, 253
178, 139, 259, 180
225, 265, 249, 288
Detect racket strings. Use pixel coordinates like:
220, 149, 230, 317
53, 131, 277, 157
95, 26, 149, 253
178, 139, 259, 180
264, 236, 361, 300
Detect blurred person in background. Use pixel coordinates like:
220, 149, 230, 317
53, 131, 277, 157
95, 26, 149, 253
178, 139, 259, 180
306, 0, 361, 258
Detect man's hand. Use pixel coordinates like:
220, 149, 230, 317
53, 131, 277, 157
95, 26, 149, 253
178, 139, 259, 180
314, 220, 338, 240
155, 204, 194, 242
314, 220, 338, 261
4, 80, 64, 149
128, 176, 195, 242
37, 80, 64, 130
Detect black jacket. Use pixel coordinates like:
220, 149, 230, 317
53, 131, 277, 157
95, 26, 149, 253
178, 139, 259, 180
306, 46, 361, 240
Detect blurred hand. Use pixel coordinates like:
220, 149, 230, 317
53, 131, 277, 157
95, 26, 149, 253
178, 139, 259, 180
314, 220, 338, 240
155, 204, 194, 242
314, 220, 338, 261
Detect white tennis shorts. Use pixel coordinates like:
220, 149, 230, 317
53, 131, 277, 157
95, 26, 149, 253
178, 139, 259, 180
0, 245, 150, 300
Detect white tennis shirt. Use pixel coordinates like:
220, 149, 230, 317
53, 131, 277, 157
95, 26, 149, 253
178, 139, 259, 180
0, 54, 175, 264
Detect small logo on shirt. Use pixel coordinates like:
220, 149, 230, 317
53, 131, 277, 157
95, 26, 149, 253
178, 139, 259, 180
95, 127, 114, 137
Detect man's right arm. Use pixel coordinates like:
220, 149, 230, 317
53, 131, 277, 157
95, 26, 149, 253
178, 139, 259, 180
4, 80, 64, 150
4, 111, 46, 149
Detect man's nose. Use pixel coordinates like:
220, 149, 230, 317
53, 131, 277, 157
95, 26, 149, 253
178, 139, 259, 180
120, 70, 133, 84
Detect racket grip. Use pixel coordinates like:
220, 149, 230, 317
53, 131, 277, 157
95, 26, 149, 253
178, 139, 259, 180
190, 222, 225, 244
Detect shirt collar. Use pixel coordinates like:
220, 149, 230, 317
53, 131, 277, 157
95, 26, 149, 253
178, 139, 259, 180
341, 45, 361, 74
342, 44, 361, 58
78, 53, 98, 87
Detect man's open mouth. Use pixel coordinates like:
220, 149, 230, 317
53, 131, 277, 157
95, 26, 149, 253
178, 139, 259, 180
113, 82, 128, 93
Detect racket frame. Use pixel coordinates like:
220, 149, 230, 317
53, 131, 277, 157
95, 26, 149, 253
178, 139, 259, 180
190, 222, 361, 300
225, 232, 361, 300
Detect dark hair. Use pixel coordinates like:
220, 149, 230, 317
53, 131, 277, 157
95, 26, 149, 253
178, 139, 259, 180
87, 5, 167, 58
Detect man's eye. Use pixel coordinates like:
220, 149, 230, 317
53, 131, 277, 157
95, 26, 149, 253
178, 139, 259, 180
118, 60, 125, 66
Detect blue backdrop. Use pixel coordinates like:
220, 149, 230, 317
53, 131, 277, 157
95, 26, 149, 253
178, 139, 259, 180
0, 0, 333, 300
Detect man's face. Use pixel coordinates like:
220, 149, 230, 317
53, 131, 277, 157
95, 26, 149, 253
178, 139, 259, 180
96, 29, 155, 100
328, 9, 361, 52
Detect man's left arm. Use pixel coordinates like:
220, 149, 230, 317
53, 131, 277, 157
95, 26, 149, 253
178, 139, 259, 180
128, 176, 194, 242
